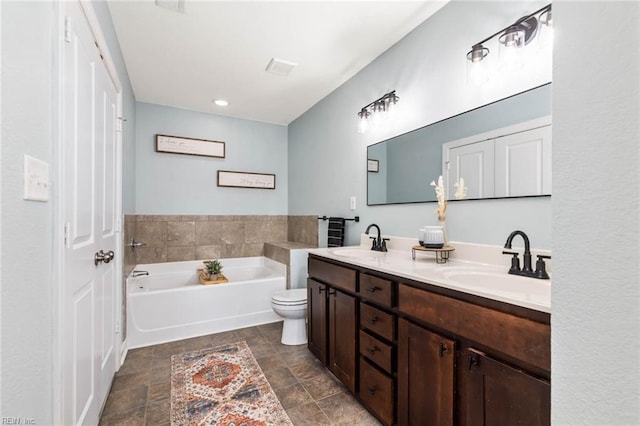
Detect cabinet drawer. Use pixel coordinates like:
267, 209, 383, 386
360, 303, 394, 341
359, 358, 394, 426
308, 257, 356, 292
398, 284, 550, 372
359, 273, 393, 307
359, 330, 392, 373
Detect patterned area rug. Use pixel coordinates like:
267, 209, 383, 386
171, 341, 293, 426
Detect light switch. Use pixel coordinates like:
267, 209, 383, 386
24, 155, 49, 202
349, 196, 356, 210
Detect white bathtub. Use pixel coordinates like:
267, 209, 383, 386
126, 257, 286, 349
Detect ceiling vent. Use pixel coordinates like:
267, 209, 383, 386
155, 0, 185, 13
265, 58, 298, 77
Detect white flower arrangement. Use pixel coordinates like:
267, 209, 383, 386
430, 175, 447, 222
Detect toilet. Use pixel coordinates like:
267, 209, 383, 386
271, 288, 308, 345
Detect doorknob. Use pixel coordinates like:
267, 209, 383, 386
94, 250, 115, 266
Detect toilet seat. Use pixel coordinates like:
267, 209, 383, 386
272, 289, 307, 305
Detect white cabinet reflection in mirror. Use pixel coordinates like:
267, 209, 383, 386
443, 116, 551, 200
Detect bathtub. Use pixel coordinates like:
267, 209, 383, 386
126, 257, 286, 349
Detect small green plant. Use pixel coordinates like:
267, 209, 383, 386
203, 259, 223, 277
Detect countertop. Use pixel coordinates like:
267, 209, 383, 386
308, 245, 551, 313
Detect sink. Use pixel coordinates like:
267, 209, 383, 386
329, 247, 387, 260
442, 271, 550, 301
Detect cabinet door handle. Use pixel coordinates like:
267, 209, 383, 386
367, 386, 376, 395
367, 316, 378, 324
467, 353, 479, 370
366, 346, 378, 356
328, 289, 336, 296
367, 286, 380, 293
438, 342, 448, 358
318, 286, 325, 294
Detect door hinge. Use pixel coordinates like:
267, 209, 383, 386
445, 161, 450, 170
64, 222, 71, 248
64, 16, 72, 43
116, 218, 122, 233
115, 320, 121, 334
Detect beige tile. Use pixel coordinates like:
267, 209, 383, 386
135, 221, 167, 248
145, 399, 170, 425
317, 392, 365, 423
273, 383, 314, 410
288, 215, 319, 247
289, 357, 327, 382
336, 410, 382, 425
256, 353, 287, 373
150, 366, 171, 385
135, 247, 167, 264
167, 246, 196, 262
263, 366, 298, 390
148, 382, 171, 403
235, 326, 261, 339
166, 221, 195, 247
195, 245, 224, 260
209, 330, 241, 346
116, 356, 152, 376
110, 370, 150, 393
99, 405, 146, 426
181, 335, 214, 351
301, 373, 344, 401
126, 346, 154, 361
102, 385, 148, 416
195, 221, 245, 245
286, 401, 332, 426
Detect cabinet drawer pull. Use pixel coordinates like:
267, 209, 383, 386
366, 386, 376, 395
467, 353, 479, 370
367, 316, 378, 324
367, 286, 380, 293
366, 346, 379, 356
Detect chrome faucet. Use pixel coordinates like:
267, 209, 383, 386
365, 223, 388, 252
128, 238, 146, 249
132, 270, 149, 277
502, 230, 550, 279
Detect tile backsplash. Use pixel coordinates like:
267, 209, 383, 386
124, 214, 318, 266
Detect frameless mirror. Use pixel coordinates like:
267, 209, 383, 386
367, 83, 552, 205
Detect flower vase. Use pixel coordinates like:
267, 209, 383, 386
439, 219, 449, 247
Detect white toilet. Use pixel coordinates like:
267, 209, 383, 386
271, 288, 308, 345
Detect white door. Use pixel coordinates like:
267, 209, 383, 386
446, 140, 495, 200
494, 125, 552, 197
61, 3, 118, 424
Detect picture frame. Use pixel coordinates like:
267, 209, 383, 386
217, 170, 276, 190
156, 134, 225, 158
367, 159, 379, 173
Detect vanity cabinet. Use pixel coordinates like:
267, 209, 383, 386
397, 318, 455, 425
307, 254, 550, 426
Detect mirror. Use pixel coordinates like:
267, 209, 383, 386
367, 83, 552, 205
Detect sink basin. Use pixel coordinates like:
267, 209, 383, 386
329, 247, 387, 260
442, 271, 550, 301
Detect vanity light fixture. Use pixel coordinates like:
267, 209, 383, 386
466, 3, 551, 68
356, 90, 399, 134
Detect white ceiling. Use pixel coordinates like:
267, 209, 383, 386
107, 1, 448, 125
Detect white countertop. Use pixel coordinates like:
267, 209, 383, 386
308, 244, 551, 313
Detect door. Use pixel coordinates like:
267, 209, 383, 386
445, 140, 494, 199
328, 288, 357, 392
61, 3, 118, 424
397, 318, 455, 426
494, 125, 552, 197
460, 348, 550, 426
307, 279, 327, 364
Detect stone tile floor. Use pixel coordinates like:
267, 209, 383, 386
99, 321, 381, 425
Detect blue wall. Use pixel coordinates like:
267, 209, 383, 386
135, 102, 288, 214
288, 0, 552, 249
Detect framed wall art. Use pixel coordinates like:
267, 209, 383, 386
217, 170, 276, 189
367, 159, 379, 172
156, 134, 225, 158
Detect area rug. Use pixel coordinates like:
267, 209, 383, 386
171, 341, 293, 426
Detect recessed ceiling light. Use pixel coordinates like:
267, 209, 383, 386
213, 99, 229, 107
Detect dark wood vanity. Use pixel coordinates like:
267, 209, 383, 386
307, 254, 550, 426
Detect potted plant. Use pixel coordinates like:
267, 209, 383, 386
203, 259, 223, 280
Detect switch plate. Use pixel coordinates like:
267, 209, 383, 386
23, 155, 50, 202
349, 196, 356, 210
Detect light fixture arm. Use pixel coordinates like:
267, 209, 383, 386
470, 3, 551, 49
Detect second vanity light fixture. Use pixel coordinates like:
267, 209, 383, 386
466, 3, 552, 81
357, 90, 399, 134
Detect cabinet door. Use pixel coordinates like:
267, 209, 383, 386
397, 318, 455, 426
494, 125, 551, 197
460, 348, 550, 426
445, 139, 494, 200
329, 289, 357, 392
307, 279, 327, 364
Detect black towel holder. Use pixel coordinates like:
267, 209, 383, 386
318, 215, 359, 223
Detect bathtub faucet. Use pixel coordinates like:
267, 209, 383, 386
132, 270, 149, 277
